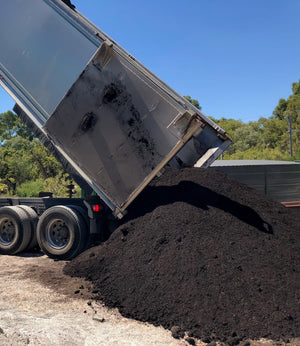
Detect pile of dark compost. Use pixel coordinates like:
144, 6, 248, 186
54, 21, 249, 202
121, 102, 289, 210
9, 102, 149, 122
64, 167, 300, 344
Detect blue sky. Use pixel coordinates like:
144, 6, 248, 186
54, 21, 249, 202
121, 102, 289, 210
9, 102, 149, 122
0, 0, 299, 122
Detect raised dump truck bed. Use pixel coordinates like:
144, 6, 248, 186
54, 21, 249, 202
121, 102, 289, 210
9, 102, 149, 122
0, 0, 231, 259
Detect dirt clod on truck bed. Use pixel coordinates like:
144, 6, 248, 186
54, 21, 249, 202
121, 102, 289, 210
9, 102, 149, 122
64, 167, 300, 344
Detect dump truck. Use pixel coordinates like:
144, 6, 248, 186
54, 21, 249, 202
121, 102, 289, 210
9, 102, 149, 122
0, 0, 231, 260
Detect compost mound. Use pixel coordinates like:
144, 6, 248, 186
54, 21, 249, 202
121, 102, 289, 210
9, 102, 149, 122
64, 167, 300, 344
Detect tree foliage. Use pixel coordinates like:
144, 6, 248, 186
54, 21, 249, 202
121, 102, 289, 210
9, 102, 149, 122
0, 111, 77, 196
292, 79, 300, 95
184, 95, 202, 110
212, 79, 300, 160
0, 111, 34, 143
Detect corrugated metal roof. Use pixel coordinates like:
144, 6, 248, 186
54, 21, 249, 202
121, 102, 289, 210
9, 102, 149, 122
211, 160, 300, 167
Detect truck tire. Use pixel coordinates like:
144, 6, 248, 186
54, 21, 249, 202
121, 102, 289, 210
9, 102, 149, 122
66, 205, 89, 228
37, 205, 88, 260
67, 205, 93, 247
15, 205, 39, 250
0, 206, 32, 255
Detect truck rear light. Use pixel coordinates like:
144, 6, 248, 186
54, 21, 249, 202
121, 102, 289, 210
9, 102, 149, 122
93, 204, 103, 212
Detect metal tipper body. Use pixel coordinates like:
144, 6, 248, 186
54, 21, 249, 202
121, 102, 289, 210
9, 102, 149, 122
0, 0, 231, 218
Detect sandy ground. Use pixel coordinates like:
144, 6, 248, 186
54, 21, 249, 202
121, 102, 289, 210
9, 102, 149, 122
0, 252, 191, 346
0, 252, 298, 346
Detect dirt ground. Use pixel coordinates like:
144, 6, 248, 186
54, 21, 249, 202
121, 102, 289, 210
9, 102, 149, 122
0, 252, 191, 346
0, 251, 299, 346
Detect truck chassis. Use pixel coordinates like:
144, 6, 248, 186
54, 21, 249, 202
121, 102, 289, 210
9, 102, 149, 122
0, 197, 111, 260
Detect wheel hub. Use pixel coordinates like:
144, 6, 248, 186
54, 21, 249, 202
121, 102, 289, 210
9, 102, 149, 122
0, 217, 16, 245
46, 219, 70, 249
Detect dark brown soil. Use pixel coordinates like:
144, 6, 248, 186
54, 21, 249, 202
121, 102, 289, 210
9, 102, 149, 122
20, 252, 97, 302
64, 167, 300, 344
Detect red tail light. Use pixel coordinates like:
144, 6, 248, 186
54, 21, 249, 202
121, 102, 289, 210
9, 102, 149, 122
92, 204, 103, 212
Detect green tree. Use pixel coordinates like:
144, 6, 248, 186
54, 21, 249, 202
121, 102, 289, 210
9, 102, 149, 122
29, 141, 63, 179
0, 137, 33, 193
273, 98, 288, 120
184, 95, 201, 110
273, 80, 300, 157
273, 80, 300, 123
0, 111, 81, 196
0, 178, 8, 194
0, 136, 64, 195
256, 117, 287, 150
212, 79, 300, 160
0, 111, 33, 143
292, 79, 300, 95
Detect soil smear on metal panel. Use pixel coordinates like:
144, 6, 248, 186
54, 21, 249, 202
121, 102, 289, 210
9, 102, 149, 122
64, 167, 300, 344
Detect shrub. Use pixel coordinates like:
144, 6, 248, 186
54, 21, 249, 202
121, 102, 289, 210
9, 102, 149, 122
16, 179, 45, 197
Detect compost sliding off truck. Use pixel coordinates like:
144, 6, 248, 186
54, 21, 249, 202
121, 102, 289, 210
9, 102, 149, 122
0, 0, 231, 260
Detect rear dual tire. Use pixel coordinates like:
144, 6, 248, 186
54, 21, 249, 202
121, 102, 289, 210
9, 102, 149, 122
16, 205, 39, 250
0, 205, 89, 260
36, 205, 88, 260
0, 206, 33, 255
